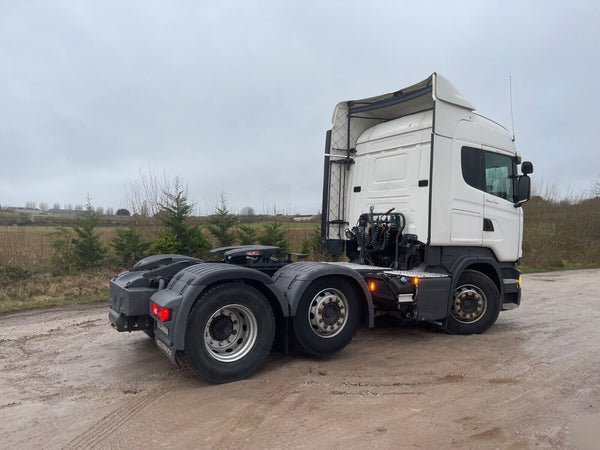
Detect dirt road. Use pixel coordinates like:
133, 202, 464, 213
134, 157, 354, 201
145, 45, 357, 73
1, 269, 599, 449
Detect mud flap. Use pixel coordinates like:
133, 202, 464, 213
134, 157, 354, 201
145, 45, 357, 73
415, 277, 452, 322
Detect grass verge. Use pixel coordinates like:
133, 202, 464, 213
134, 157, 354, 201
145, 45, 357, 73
0, 268, 114, 316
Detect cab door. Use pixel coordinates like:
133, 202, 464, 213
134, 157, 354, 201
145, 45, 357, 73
481, 150, 521, 262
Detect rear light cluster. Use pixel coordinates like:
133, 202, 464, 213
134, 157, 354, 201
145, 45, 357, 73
151, 302, 171, 322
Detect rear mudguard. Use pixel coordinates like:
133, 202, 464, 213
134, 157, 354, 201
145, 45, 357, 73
151, 263, 288, 350
272, 262, 374, 328
109, 254, 203, 330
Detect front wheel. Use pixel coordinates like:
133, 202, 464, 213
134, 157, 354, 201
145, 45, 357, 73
292, 277, 360, 357
184, 283, 275, 384
446, 270, 500, 334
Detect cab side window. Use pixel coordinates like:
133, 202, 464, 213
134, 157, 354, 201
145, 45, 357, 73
483, 152, 513, 200
461, 146, 515, 201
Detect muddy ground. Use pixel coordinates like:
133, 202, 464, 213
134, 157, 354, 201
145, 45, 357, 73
1, 269, 599, 449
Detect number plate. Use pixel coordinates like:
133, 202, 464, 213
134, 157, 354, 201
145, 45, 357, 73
156, 322, 169, 336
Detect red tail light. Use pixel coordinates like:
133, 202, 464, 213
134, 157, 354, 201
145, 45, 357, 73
151, 302, 171, 322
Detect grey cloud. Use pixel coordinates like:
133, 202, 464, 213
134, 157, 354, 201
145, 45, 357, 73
1, 0, 599, 212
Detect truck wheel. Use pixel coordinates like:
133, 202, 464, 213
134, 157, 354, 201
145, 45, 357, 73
292, 277, 360, 357
446, 270, 500, 334
184, 283, 275, 384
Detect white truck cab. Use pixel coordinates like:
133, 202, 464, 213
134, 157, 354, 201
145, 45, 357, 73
322, 72, 532, 266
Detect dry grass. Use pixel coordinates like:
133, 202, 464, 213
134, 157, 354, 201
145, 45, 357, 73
0, 267, 112, 314
0, 226, 121, 272
522, 196, 600, 270
0, 226, 54, 271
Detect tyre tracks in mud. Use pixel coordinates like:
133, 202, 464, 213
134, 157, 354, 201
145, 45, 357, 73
63, 387, 170, 450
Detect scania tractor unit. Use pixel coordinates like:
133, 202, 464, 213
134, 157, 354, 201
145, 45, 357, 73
109, 73, 533, 384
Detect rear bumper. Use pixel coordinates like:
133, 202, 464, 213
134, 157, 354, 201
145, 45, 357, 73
108, 308, 153, 332
108, 272, 156, 332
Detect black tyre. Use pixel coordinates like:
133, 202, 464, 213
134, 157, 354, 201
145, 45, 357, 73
184, 283, 275, 384
292, 277, 360, 357
446, 270, 500, 334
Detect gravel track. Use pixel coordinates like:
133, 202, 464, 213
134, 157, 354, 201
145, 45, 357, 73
1, 269, 599, 449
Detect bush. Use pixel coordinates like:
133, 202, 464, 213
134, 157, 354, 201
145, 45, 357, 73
301, 225, 323, 255
0, 264, 33, 287
48, 201, 106, 273
150, 187, 210, 256
111, 227, 150, 267
116, 208, 131, 216
258, 221, 289, 250
237, 223, 258, 245
207, 195, 237, 247
72, 203, 106, 269
49, 226, 77, 273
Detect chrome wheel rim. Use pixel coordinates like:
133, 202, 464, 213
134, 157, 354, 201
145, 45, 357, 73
204, 304, 258, 362
308, 288, 348, 338
452, 284, 487, 324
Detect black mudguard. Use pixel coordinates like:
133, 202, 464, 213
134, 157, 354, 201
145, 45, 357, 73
272, 262, 374, 328
151, 263, 289, 351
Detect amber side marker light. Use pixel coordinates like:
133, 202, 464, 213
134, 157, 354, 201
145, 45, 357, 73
519, 275, 522, 286
369, 281, 376, 292
413, 277, 419, 286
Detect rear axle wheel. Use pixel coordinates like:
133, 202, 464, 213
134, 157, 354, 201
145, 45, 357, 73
185, 283, 275, 384
292, 277, 360, 357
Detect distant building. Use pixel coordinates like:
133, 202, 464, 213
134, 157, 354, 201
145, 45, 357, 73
5, 207, 42, 214
47, 209, 82, 215
292, 215, 319, 222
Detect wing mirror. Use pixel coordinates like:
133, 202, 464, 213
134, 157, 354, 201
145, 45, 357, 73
515, 175, 531, 205
514, 161, 533, 206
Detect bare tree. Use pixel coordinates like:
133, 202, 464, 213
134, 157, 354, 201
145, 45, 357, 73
591, 177, 600, 198
126, 168, 185, 217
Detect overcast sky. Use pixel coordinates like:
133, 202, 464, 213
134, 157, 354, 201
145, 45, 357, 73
1, 0, 599, 214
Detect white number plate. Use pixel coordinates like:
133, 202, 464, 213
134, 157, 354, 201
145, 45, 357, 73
156, 322, 169, 336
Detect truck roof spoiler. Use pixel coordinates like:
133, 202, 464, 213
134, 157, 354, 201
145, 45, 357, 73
329, 73, 475, 155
